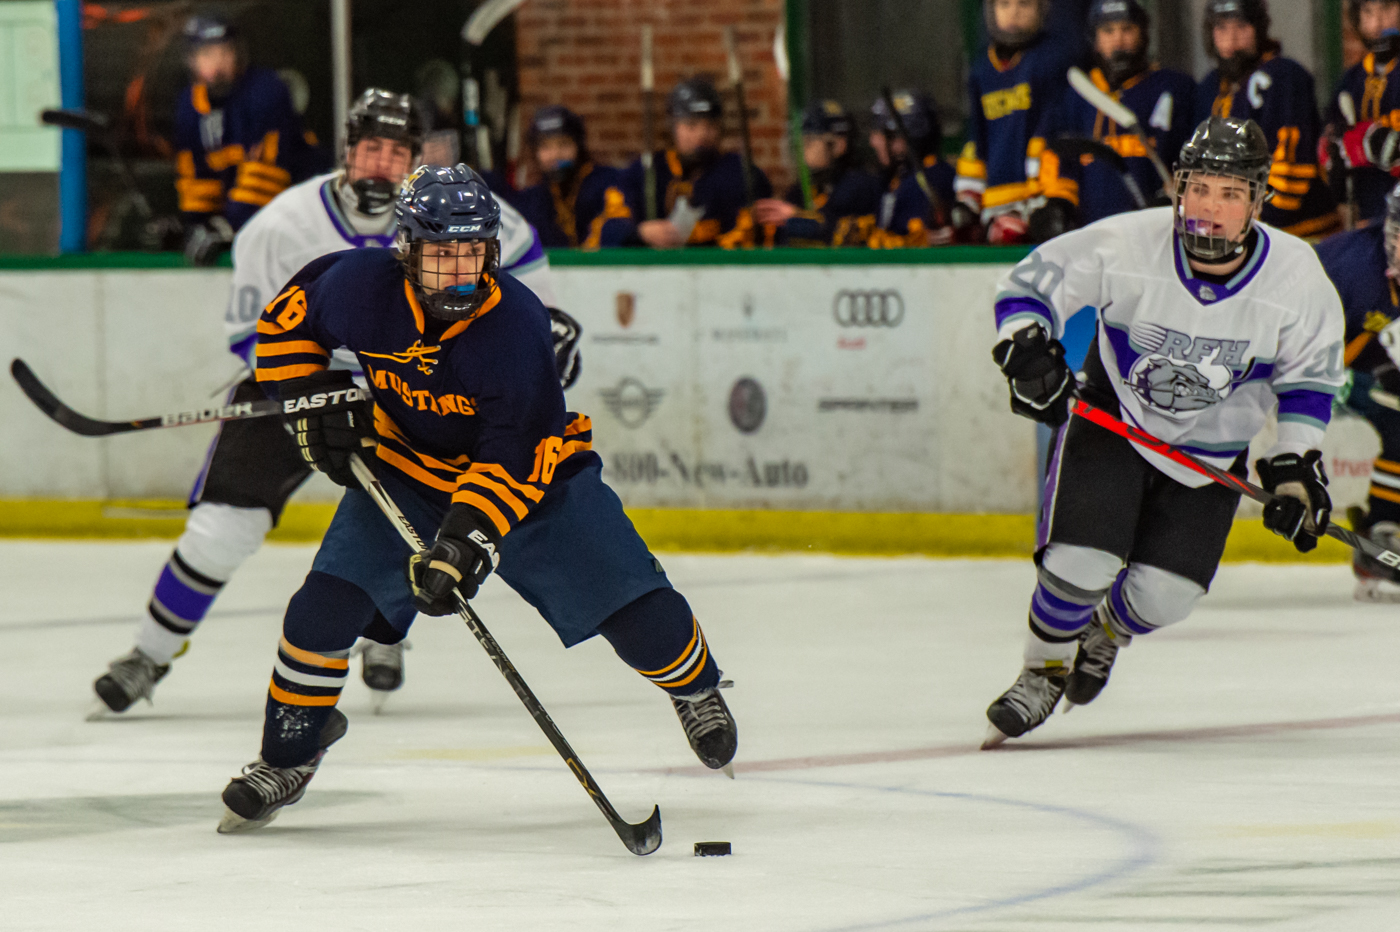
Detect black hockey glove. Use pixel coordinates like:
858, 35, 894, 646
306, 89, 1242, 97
549, 306, 582, 390
992, 324, 1073, 426
279, 370, 376, 488
1256, 451, 1331, 553
1027, 198, 1077, 243
407, 504, 501, 615
183, 216, 234, 267
1364, 123, 1400, 172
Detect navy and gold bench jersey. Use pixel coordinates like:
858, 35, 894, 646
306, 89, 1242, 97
174, 66, 322, 231
1316, 223, 1397, 376
958, 37, 1076, 215
1040, 65, 1196, 224
616, 150, 773, 247
868, 157, 956, 248
775, 166, 882, 246
514, 162, 634, 249
1326, 52, 1400, 223
254, 248, 596, 536
1198, 53, 1340, 237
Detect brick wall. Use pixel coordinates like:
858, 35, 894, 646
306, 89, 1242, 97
515, 0, 792, 190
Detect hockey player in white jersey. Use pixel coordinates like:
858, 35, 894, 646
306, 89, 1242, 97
91, 89, 573, 717
984, 116, 1345, 747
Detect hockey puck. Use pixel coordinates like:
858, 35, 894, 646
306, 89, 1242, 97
694, 841, 731, 857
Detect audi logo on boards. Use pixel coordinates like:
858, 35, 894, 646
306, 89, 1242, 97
833, 290, 905, 327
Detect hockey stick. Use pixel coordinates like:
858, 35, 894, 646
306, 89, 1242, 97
346, 454, 663, 856
640, 24, 658, 222
459, 0, 526, 171
1066, 67, 1174, 195
773, 21, 813, 210
1071, 397, 1400, 569
1048, 136, 1148, 209
879, 86, 948, 226
724, 26, 757, 207
10, 358, 284, 437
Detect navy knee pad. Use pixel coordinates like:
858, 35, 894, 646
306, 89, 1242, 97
598, 588, 719, 696
283, 571, 379, 653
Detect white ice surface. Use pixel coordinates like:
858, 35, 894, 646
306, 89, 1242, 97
1, 544, 1398, 931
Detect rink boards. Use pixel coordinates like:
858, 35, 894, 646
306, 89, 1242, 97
0, 251, 1378, 556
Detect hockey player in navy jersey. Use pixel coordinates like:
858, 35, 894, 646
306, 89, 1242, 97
617, 77, 772, 248
957, 0, 1079, 245
89, 91, 576, 720
174, 14, 321, 264
514, 106, 632, 248
865, 91, 956, 248
751, 100, 881, 247
216, 165, 737, 832
1322, 0, 1400, 225
984, 117, 1344, 746
1197, 0, 1340, 237
1316, 182, 1400, 600
1032, 0, 1195, 236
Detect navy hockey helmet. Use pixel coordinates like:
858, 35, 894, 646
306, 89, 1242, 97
1348, 1, 1400, 60
984, 0, 1048, 50
1088, 0, 1151, 87
801, 99, 855, 139
668, 77, 724, 122
1203, 0, 1278, 63
394, 165, 502, 322
1173, 116, 1272, 261
182, 13, 237, 49
871, 90, 942, 158
1384, 180, 1400, 276
1088, 0, 1149, 31
528, 105, 587, 149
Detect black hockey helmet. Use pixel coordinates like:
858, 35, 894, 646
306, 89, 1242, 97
182, 13, 237, 50
1173, 116, 1272, 261
667, 77, 724, 122
527, 105, 588, 152
870, 90, 942, 159
1384, 180, 1400, 276
1088, 0, 1151, 87
984, 0, 1048, 50
346, 88, 425, 151
344, 89, 424, 215
394, 165, 502, 322
801, 99, 855, 139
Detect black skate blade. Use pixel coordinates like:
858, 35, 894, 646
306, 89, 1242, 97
615, 805, 662, 856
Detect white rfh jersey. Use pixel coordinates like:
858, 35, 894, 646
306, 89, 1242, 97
223, 171, 556, 368
995, 207, 1345, 487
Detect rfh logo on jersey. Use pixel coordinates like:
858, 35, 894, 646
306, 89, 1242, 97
1125, 323, 1250, 418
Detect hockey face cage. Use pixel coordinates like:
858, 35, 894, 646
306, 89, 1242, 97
1172, 169, 1268, 262
400, 236, 501, 322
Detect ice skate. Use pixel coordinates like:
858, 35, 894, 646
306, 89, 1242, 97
89, 647, 172, 719
983, 666, 1067, 749
1064, 607, 1131, 709
354, 640, 409, 713
1352, 520, 1400, 602
672, 680, 737, 775
218, 709, 348, 833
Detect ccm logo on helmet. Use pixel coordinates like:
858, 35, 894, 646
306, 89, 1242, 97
282, 387, 369, 414
446, 224, 485, 233
833, 290, 905, 327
